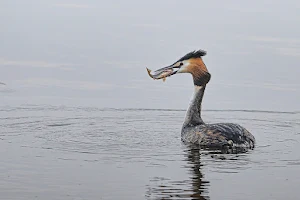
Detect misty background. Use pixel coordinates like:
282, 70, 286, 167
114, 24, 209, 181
1, 0, 299, 111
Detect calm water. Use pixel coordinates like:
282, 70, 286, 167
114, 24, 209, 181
0, 105, 300, 200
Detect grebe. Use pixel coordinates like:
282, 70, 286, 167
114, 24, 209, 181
146, 50, 255, 152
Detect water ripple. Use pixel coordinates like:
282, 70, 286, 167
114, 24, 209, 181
1, 105, 300, 200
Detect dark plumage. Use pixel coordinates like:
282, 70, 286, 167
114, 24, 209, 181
176, 50, 207, 63
181, 123, 255, 153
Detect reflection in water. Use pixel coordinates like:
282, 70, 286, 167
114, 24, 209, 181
146, 144, 210, 200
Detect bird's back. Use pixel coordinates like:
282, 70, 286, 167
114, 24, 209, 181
181, 123, 255, 152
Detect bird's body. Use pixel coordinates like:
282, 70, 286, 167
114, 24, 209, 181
182, 123, 255, 151
147, 50, 255, 152
180, 84, 255, 152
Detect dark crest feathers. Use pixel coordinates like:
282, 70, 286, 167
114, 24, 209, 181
177, 50, 207, 62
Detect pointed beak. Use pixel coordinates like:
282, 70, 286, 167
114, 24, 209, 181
146, 64, 179, 80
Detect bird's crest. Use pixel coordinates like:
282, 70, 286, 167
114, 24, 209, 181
176, 50, 207, 63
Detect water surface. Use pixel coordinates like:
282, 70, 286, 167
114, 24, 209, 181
1, 105, 300, 200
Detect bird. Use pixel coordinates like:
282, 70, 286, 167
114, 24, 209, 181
146, 50, 255, 153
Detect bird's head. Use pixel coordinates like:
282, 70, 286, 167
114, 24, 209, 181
147, 50, 211, 86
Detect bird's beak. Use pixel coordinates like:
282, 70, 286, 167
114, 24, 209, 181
146, 64, 179, 81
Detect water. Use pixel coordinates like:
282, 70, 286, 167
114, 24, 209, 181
0, 105, 300, 200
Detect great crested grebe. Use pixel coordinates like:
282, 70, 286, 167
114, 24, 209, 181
146, 50, 255, 152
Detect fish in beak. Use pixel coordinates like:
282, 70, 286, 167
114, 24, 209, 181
146, 64, 180, 82
146, 50, 209, 83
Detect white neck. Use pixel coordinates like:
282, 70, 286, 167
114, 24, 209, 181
183, 85, 206, 127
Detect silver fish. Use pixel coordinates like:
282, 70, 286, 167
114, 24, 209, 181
146, 68, 174, 82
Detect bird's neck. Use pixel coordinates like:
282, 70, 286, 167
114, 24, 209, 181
183, 85, 206, 127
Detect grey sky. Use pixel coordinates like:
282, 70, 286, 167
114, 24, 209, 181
1, 0, 300, 111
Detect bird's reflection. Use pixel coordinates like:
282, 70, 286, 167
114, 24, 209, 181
146, 144, 210, 200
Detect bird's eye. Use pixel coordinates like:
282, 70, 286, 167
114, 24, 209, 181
179, 62, 183, 66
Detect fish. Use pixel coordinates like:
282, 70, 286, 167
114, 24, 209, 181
146, 68, 173, 82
